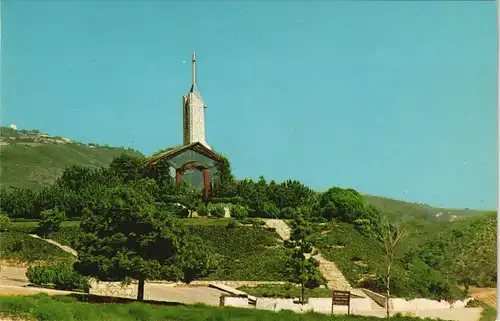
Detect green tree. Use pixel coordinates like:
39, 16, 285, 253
109, 154, 145, 183
279, 207, 298, 219
0, 188, 36, 219
56, 165, 93, 192
74, 185, 216, 301
319, 187, 368, 223
285, 215, 324, 304
271, 180, 316, 210
37, 208, 66, 237
211, 154, 236, 198
35, 184, 70, 216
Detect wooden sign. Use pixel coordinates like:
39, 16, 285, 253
331, 290, 351, 315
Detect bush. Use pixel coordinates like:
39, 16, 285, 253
209, 204, 226, 218
0, 211, 12, 231
196, 204, 209, 216
27, 263, 91, 293
238, 217, 265, 226
37, 209, 66, 237
230, 205, 248, 220
279, 207, 298, 219
247, 201, 280, 218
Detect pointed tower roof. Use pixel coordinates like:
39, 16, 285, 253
188, 51, 205, 105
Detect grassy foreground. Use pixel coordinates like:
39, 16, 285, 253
0, 293, 430, 321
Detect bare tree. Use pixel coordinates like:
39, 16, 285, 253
377, 215, 407, 318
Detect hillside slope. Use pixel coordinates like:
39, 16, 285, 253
363, 195, 492, 222
0, 127, 143, 190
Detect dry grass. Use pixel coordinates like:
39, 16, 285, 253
468, 287, 497, 308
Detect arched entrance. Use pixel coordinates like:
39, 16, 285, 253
145, 142, 222, 202
175, 161, 211, 201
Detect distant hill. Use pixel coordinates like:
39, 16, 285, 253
0, 126, 143, 190
363, 195, 493, 222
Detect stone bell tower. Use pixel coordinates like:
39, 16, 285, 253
182, 52, 211, 150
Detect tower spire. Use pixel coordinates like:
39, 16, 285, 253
192, 52, 196, 86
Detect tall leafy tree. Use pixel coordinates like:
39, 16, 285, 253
211, 154, 236, 198
0, 188, 36, 219
319, 187, 368, 223
75, 185, 216, 301
109, 154, 146, 183
56, 165, 94, 192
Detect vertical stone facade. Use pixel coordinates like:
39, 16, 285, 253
182, 52, 211, 150
182, 89, 210, 149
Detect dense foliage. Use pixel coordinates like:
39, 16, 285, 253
0, 144, 496, 302
27, 263, 91, 292
0, 211, 11, 231
0, 231, 75, 264
310, 221, 465, 300
37, 208, 66, 237
285, 216, 324, 302
187, 224, 290, 281
75, 184, 217, 300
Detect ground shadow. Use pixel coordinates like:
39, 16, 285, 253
68, 293, 187, 307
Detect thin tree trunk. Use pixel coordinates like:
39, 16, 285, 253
137, 278, 145, 301
386, 261, 391, 319
301, 256, 305, 305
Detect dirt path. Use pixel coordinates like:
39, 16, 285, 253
313, 252, 352, 291
262, 219, 291, 241
263, 219, 352, 291
468, 287, 497, 308
28, 234, 77, 256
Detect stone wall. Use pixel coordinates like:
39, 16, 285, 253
89, 279, 285, 299
222, 296, 372, 314
361, 289, 473, 312
222, 295, 474, 316
183, 91, 210, 149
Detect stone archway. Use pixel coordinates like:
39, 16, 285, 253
175, 161, 211, 201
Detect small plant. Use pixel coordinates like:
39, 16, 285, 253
466, 299, 482, 308
209, 204, 226, 218
27, 263, 91, 293
196, 204, 209, 216
0, 211, 12, 231
230, 205, 248, 220
37, 208, 66, 237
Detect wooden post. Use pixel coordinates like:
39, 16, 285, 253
202, 168, 210, 202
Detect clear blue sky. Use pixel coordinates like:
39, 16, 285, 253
1, 1, 497, 210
